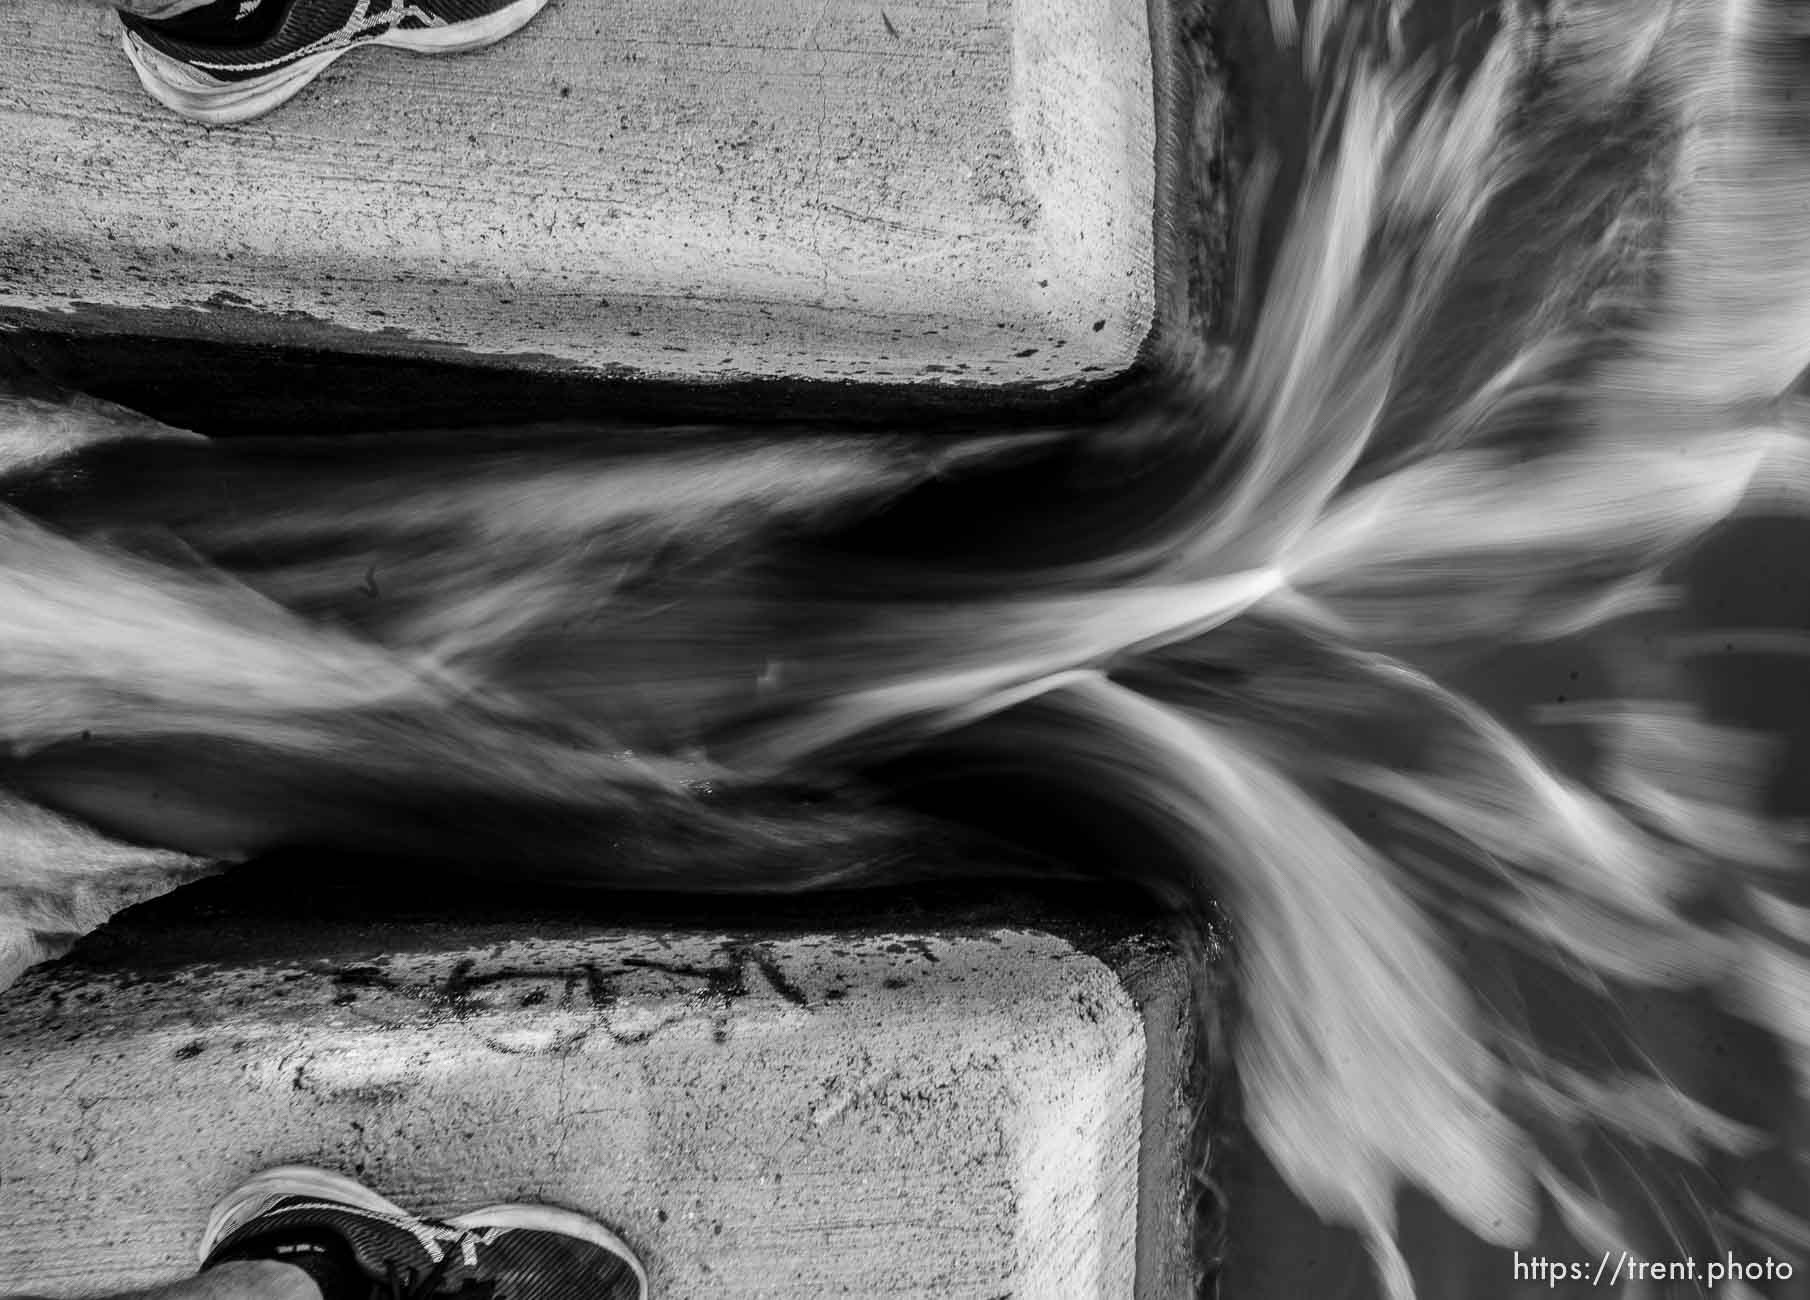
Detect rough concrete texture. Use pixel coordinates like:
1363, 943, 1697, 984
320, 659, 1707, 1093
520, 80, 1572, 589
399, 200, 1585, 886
0, 924, 1193, 1298
0, 0, 1156, 387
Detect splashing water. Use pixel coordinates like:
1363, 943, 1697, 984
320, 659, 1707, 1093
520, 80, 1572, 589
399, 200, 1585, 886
5, 0, 1810, 1294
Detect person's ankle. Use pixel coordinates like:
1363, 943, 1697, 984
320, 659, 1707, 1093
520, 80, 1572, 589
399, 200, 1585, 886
199, 1260, 323, 1300
114, 0, 231, 17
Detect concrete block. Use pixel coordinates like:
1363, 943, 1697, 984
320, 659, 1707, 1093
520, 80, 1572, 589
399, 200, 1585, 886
0, 0, 1158, 387
0, 910, 1195, 1298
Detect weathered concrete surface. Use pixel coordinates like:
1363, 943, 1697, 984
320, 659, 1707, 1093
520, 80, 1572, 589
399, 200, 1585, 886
0, 916, 1195, 1298
0, 0, 1157, 388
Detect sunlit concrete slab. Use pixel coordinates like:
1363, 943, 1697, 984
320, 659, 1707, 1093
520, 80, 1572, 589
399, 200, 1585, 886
0, 0, 1159, 388
0, 913, 1196, 1298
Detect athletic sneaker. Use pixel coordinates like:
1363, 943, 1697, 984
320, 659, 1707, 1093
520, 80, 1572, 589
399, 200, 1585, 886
200, 1165, 648, 1299
118, 0, 552, 126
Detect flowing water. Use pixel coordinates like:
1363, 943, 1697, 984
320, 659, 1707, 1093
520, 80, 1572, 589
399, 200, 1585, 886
4, 0, 1810, 1295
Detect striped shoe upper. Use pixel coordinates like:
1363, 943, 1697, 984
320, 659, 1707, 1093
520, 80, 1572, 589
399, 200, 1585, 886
116, 0, 519, 81
206, 1194, 644, 1300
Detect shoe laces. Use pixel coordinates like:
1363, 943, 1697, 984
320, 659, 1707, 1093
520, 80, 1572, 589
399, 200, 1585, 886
376, 1246, 501, 1300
